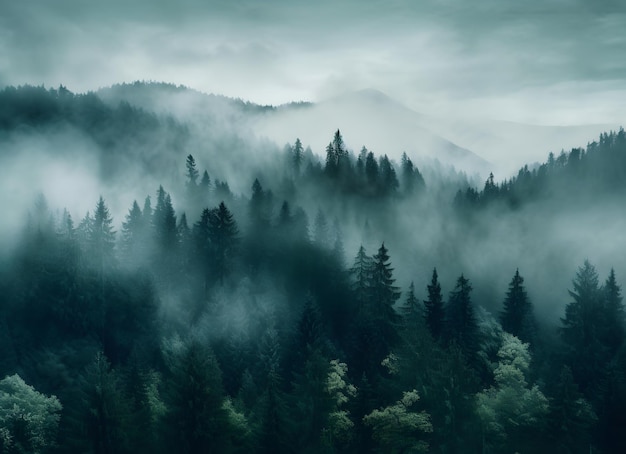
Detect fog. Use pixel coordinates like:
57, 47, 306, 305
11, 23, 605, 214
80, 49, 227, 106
1, 2, 626, 451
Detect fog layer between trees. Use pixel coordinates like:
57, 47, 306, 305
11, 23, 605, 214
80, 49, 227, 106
1, 83, 625, 453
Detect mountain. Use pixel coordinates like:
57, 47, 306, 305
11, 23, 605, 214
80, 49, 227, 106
253, 88, 491, 176
419, 115, 622, 177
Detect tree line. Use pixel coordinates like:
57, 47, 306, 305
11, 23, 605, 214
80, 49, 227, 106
1, 143, 625, 452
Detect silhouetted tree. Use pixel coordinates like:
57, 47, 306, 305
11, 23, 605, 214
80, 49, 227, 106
446, 274, 480, 362
424, 268, 445, 341
500, 269, 536, 344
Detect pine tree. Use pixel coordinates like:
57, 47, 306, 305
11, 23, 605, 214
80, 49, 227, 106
208, 201, 239, 284
120, 200, 143, 266
446, 274, 480, 360
560, 260, 605, 394
313, 209, 331, 249
378, 155, 399, 196
401, 281, 422, 329
500, 269, 536, 344
369, 243, 401, 355
164, 341, 233, 454
81, 352, 131, 454
424, 268, 445, 340
293, 138, 303, 175
199, 170, 211, 204
185, 154, 199, 187
365, 151, 378, 188
350, 245, 373, 314
325, 142, 337, 177
548, 366, 597, 453
185, 154, 200, 205
90, 196, 116, 269
193, 208, 212, 293
601, 268, 625, 354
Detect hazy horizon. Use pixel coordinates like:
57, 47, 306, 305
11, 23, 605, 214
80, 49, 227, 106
2, 0, 625, 126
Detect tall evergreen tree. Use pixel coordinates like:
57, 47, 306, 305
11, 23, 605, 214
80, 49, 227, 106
560, 260, 605, 394
324, 142, 338, 177
500, 269, 536, 344
401, 281, 422, 329
164, 340, 233, 454
185, 154, 199, 187
369, 243, 401, 354
293, 138, 303, 175
208, 202, 239, 284
601, 268, 625, 354
91, 196, 116, 269
424, 268, 445, 341
446, 274, 480, 360
120, 200, 143, 266
350, 245, 373, 314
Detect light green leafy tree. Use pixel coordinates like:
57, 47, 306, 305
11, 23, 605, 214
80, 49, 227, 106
363, 389, 433, 453
476, 333, 548, 452
324, 359, 357, 447
0, 374, 62, 454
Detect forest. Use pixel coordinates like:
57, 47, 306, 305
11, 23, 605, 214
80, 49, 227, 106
0, 84, 625, 453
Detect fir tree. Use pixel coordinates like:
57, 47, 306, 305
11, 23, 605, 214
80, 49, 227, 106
90, 196, 116, 269
424, 268, 445, 341
446, 274, 480, 361
500, 269, 536, 344
208, 201, 239, 284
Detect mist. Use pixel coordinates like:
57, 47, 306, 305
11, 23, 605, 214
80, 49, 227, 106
1, 1, 626, 452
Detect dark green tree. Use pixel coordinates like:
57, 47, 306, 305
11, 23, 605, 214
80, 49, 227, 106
90, 196, 116, 269
350, 245, 373, 314
293, 138, 303, 175
164, 340, 234, 454
560, 260, 605, 394
401, 281, 422, 330
500, 269, 536, 344
324, 142, 337, 177
120, 200, 143, 267
446, 274, 480, 361
208, 201, 239, 284
185, 154, 199, 187
600, 268, 625, 355
424, 268, 445, 341
547, 366, 597, 454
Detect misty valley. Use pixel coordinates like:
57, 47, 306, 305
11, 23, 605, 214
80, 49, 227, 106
1, 83, 626, 453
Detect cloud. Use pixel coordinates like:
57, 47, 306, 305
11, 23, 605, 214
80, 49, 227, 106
0, 0, 625, 123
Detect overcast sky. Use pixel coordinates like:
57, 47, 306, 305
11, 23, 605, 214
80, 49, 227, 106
1, 0, 625, 125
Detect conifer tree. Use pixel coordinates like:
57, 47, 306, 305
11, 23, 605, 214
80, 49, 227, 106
120, 200, 143, 266
601, 268, 624, 354
91, 196, 116, 269
401, 281, 422, 329
424, 268, 445, 341
369, 243, 401, 354
325, 142, 337, 177
208, 201, 239, 284
350, 245, 373, 313
560, 260, 605, 394
164, 341, 233, 454
500, 269, 536, 344
293, 138, 303, 175
365, 151, 378, 188
199, 170, 211, 203
185, 154, 199, 187
446, 274, 479, 360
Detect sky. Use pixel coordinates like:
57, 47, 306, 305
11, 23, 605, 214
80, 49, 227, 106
1, 0, 625, 125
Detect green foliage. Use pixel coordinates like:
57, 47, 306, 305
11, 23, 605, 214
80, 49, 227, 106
476, 333, 548, 452
363, 389, 433, 453
0, 374, 62, 454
